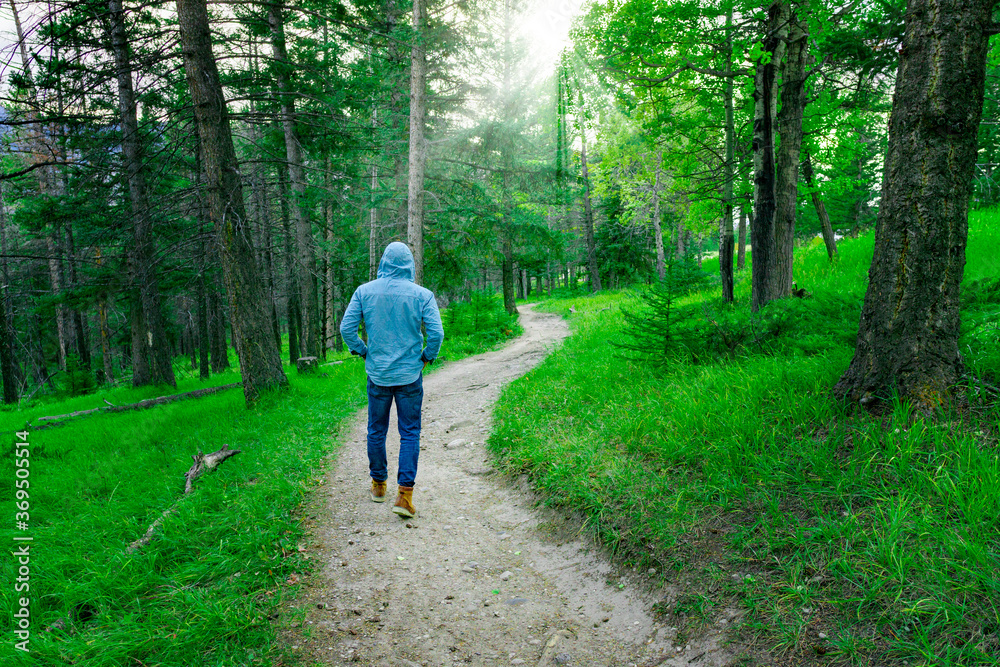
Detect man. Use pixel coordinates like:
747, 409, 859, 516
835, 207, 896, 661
340, 242, 444, 518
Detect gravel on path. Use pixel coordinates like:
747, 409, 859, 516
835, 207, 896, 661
281, 305, 730, 667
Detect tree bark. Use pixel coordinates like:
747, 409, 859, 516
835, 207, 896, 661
773, 3, 808, 299
802, 150, 837, 260
580, 134, 601, 292
109, 0, 175, 388
46, 233, 69, 371
384, 0, 409, 236
407, 0, 427, 285
369, 112, 380, 281
246, 90, 281, 352
720, 6, 736, 303
282, 195, 300, 365
93, 247, 116, 385
0, 274, 16, 402
269, 4, 319, 358
64, 227, 91, 369
736, 206, 748, 271
835, 0, 995, 410
502, 235, 517, 315
751, 2, 786, 312
176, 0, 288, 403
0, 181, 19, 402
196, 226, 211, 380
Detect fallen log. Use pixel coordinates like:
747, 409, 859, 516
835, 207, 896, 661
34, 382, 242, 429
127, 444, 241, 553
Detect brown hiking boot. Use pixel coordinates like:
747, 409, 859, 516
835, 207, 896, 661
371, 479, 387, 503
392, 486, 416, 518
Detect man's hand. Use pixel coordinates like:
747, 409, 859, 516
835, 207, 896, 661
423, 361, 430, 371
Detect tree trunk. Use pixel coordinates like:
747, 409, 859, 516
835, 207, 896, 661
246, 94, 281, 352
109, 0, 175, 388
502, 236, 517, 315
720, 6, 736, 303
773, 3, 808, 299
651, 154, 666, 281
0, 181, 20, 402
0, 273, 16, 402
384, 0, 409, 237
269, 4, 319, 358
64, 227, 91, 369
369, 146, 380, 281
407, 0, 427, 285
176, 0, 288, 403
580, 134, 601, 292
46, 233, 69, 370
835, 0, 995, 410
93, 247, 116, 385
197, 231, 211, 380
282, 200, 300, 365
751, 2, 786, 312
736, 206, 748, 270
802, 150, 838, 260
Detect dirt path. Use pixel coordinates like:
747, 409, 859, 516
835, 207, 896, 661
285, 305, 729, 667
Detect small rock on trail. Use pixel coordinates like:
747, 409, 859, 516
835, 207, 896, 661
281, 305, 731, 666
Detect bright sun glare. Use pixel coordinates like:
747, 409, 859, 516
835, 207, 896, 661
519, 0, 587, 76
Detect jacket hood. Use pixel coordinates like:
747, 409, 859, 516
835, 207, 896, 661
377, 242, 415, 281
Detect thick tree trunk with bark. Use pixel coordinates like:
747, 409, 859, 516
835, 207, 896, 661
176, 0, 288, 403
109, 0, 175, 388
269, 5, 319, 358
246, 101, 281, 352
802, 150, 837, 260
773, 4, 808, 299
580, 135, 601, 292
751, 2, 786, 311
835, 0, 996, 410
407, 0, 427, 285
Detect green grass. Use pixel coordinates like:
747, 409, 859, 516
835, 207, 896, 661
0, 295, 519, 666
488, 210, 1000, 666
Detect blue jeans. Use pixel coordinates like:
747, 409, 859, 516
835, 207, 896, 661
367, 375, 423, 487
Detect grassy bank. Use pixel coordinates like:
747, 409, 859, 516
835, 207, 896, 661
489, 211, 1000, 666
0, 293, 518, 666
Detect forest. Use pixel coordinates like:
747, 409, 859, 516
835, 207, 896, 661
1, 0, 999, 665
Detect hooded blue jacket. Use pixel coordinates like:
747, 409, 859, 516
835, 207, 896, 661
340, 243, 444, 387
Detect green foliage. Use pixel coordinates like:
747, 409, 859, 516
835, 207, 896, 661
441, 293, 523, 359
488, 211, 1000, 666
617, 259, 710, 363
59, 354, 96, 397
